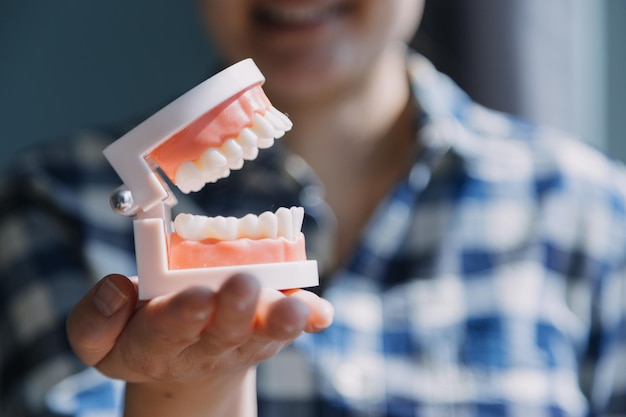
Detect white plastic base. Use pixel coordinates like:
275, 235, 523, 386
134, 217, 319, 300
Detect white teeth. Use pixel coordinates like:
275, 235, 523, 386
238, 213, 259, 239
197, 149, 228, 183
290, 206, 304, 235
175, 162, 205, 193
276, 207, 294, 241
213, 216, 238, 240
258, 211, 278, 238
237, 127, 258, 148
199, 148, 228, 170
269, 107, 293, 130
216, 168, 231, 182
174, 206, 304, 242
252, 112, 278, 149
172, 213, 208, 241
264, 110, 287, 139
220, 139, 244, 169
242, 146, 259, 160
173, 107, 291, 193
257, 137, 275, 149
252, 113, 277, 139
237, 128, 260, 160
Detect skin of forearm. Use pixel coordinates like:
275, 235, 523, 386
123, 367, 257, 417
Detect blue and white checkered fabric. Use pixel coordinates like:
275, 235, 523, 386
1, 52, 624, 417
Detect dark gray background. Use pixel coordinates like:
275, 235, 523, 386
0, 0, 215, 168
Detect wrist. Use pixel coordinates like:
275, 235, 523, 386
123, 367, 257, 417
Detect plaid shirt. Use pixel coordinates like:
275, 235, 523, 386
1, 53, 624, 417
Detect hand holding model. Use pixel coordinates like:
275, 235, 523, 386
67, 272, 333, 416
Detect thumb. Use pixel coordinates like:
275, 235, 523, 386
67, 273, 138, 366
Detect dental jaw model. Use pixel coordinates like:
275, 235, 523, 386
104, 58, 318, 299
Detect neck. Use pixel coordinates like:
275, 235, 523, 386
282, 42, 412, 170
275, 43, 417, 270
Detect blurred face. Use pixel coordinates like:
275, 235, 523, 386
199, 0, 424, 106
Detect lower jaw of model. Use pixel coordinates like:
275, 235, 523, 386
147, 83, 306, 270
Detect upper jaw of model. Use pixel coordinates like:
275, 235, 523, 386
144, 81, 299, 246
104, 57, 308, 265
168, 103, 301, 244
169, 108, 301, 244
173, 106, 292, 193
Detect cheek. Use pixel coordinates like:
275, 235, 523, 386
364, 0, 423, 43
393, 0, 424, 41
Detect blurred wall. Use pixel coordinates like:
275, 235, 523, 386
416, 0, 612, 152
606, 1, 626, 162
0, 0, 623, 169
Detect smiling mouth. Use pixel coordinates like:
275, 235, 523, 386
253, 1, 352, 29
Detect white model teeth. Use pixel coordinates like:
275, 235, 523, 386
221, 139, 244, 169
174, 206, 304, 242
269, 107, 293, 130
264, 110, 288, 138
174, 107, 292, 193
252, 113, 277, 138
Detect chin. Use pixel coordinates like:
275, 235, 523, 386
266, 77, 332, 106
258, 53, 356, 106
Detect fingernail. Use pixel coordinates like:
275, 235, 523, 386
308, 300, 335, 332
94, 280, 128, 317
320, 300, 335, 323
